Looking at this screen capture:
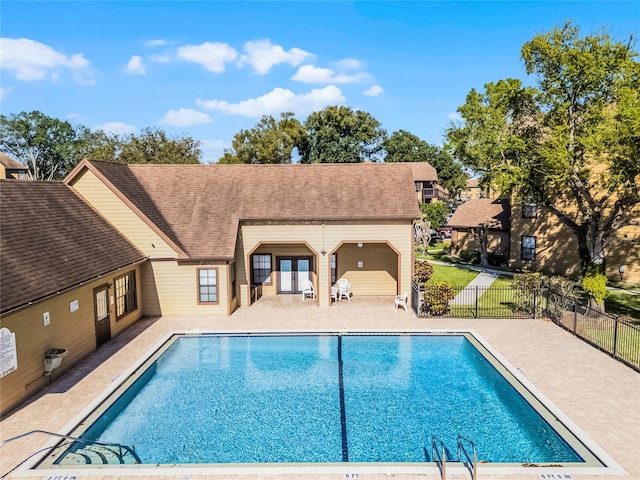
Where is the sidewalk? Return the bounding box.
[450,271,500,304]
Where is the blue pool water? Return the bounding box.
[58,334,585,465]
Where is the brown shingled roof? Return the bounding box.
[0,152,27,170]
[408,162,438,181]
[448,198,510,230]
[1,181,146,314]
[71,161,420,260]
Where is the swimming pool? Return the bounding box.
[40,332,604,468]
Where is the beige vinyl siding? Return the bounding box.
[69,169,178,258]
[0,266,142,415]
[335,243,398,296]
[250,244,317,297]
[240,222,413,306]
[142,261,229,316]
[606,225,640,285]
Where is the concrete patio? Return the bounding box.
[1,297,638,480]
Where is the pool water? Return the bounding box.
[55,334,586,465]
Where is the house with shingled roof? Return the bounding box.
[64,160,420,315]
[448,198,511,263]
[0,152,28,180]
[0,180,146,414]
[408,162,448,203]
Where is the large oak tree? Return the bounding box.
[447,23,639,290]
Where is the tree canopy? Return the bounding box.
[300,105,386,163]
[117,128,201,164]
[219,113,305,164]
[384,130,466,196]
[447,22,640,281]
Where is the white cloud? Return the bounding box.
[363,85,384,97]
[196,85,345,117]
[145,39,167,47]
[0,86,12,100]
[238,39,314,74]
[149,54,170,63]
[292,65,367,84]
[65,112,84,121]
[160,108,212,127]
[95,122,137,135]
[126,55,146,74]
[0,37,92,83]
[332,58,364,70]
[448,112,462,121]
[177,42,237,73]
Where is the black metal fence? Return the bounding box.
[415,284,640,372]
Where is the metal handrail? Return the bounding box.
[431,436,447,480]
[0,429,141,464]
[457,434,477,480]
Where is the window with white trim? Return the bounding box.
[198,268,218,303]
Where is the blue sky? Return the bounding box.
[1,1,638,163]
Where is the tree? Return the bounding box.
[0,111,79,179]
[117,128,201,164]
[384,130,466,195]
[420,201,449,229]
[300,105,386,163]
[447,23,640,304]
[219,112,305,164]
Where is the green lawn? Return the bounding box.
[605,291,640,321]
[428,263,478,287]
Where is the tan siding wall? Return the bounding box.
[240,222,413,306]
[336,243,398,296]
[452,229,509,256]
[509,201,640,284]
[0,266,142,415]
[142,261,229,316]
[69,169,177,258]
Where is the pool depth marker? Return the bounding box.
[338,335,349,462]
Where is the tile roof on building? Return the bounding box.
[0,152,27,170]
[69,161,421,260]
[448,198,510,230]
[466,178,479,188]
[408,162,438,181]
[0,181,146,314]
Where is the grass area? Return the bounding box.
[604,291,640,321]
[428,263,478,287]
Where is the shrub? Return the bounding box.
[513,273,545,316]
[545,275,579,320]
[582,265,608,305]
[423,281,455,316]
[459,249,480,264]
[414,260,434,284]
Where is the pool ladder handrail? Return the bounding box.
[431,436,447,480]
[0,429,141,465]
[457,434,478,480]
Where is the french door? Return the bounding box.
[277,257,312,294]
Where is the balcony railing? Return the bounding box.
[422,187,448,202]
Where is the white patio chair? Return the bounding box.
[337,278,351,302]
[302,280,315,301]
[331,286,339,303]
[395,292,408,312]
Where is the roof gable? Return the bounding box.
[448,198,511,230]
[71,162,420,259]
[1,181,145,314]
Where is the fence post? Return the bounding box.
[612,317,619,359]
[545,288,550,319]
[573,303,577,333]
[475,285,478,318]
[533,289,537,319]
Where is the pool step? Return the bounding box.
[58,444,140,465]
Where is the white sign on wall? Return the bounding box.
[0,327,18,378]
[43,311,50,326]
[70,300,79,312]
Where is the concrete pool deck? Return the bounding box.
[1,296,639,480]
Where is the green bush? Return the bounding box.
[546,275,579,320]
[513,273,545,316]
[423,281,455,315]
[459,249,480,264]
[414,260,434,284]
[582,265,608,304]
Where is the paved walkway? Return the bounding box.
[1,297,638,480]
[450,271,500,304]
